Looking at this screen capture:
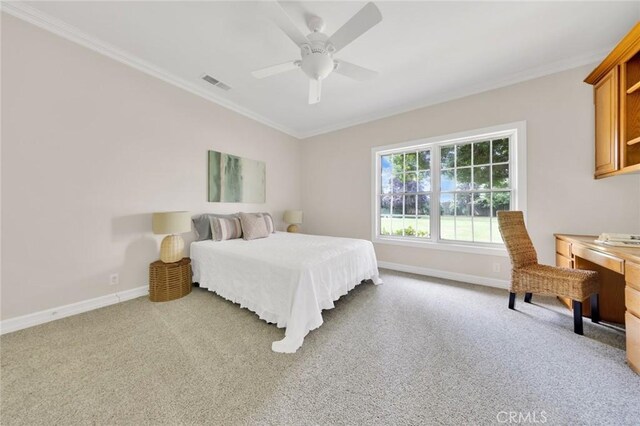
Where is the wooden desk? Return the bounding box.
[555,234,640,374]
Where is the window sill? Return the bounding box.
[373,236,509,257]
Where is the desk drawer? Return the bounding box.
[627,286,640,318]
[627,262,640,291]
[556,254,572,269]
[572,245,624,274]
[627,312,640,374]
[556,239,572,258]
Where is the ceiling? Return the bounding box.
[7,1,640,138]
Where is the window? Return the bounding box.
[380,149,432,238]
[372,122,526,254]
[439,138,510,243]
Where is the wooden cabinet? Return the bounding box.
[627,262,640,373]
[626,312,640,374]
[585,22,640,178]
[621,48,640,167]
[593,68,618,176]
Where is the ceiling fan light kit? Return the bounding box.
[252,2,383,104]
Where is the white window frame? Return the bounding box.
[371,121,527,256]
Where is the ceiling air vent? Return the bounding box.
[201,74,231,91]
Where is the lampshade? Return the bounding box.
[152,211,191,235]
[283,210,303,225]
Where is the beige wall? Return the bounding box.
[301,65,640,282]
[1,14,302,320]
[3,13,640,322]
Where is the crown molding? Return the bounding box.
[0,1,303,139]
[298,48,610,139]
[0,1,614,141]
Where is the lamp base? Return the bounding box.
[160,234,184,263]
[287,224,300,233]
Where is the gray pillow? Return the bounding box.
[192,213,238,241]
[239,213,270,241]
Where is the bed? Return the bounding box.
[190,232,382,353]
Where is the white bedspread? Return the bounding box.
[190,232,382,353]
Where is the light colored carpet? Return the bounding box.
[1,269,638,425]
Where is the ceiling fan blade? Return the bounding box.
[327,2,382,54]
[271,2,310,47]
[334,60,378,81]
[252,61,299,79]
[309,79,322,104]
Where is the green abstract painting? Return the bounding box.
[208,151,266,203]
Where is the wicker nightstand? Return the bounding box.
[148,258,192,302]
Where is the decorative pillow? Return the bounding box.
[239,212,270,241]
[192,213,238,241]
[209,216,243,241]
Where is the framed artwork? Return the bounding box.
[208,150,266,203]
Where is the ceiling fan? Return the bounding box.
[253,2,383,104]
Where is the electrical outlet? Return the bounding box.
[109,273,119,286]
[492,263,501,273]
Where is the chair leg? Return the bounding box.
[572,300,583,335]
[524,292,533,303]
[508,292,516,310]
[590,294,600,324]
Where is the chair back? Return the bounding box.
[497,211,538,269]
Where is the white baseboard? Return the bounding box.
[0,265,505,335]
[0,286,148,335]
[378,261,509,290]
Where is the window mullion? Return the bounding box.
[489,139,493,242]
[432,145,440,242]
[375,154,380,238]
[453,145,457,241]
[470,146,474,243]
[510,135,516,210]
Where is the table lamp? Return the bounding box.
[152,211,191,263]
[284,210,303,233]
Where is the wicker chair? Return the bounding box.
[497,211,600,335]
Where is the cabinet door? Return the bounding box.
[594,67,619,176]
[626,312,640,374]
